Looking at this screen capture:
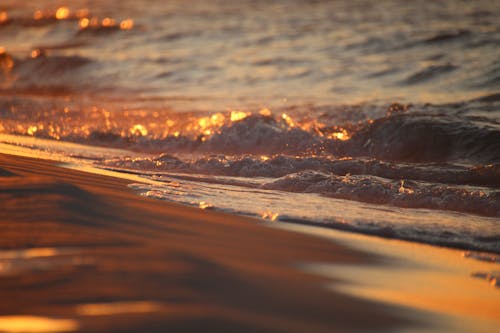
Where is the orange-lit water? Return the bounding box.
[0,1,499,251]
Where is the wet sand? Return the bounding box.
[0,152,498,332]
[0,152,419,332]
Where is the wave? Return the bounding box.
[0,51,93,94]
[103,154,499,217]
[120,112,499,165]
[103,154,500,188]
[127,175,500,252]
[471,92,500,103]
[156,30,202,42]
[423,29,471,44]
[261,171,499,217]
[277,215,500,254]
[1,94,499,165]
[402,64,458,85]
[252,57,308,66]
[16,54,92,73]
[204,114,321,154]
[342,113,500,164]
[467,61,500,89]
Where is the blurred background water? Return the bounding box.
[1,0,499,107]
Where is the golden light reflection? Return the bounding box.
[119,19,134,30]
[0,316,77,333]
[0,11,8,23]
[55,7,70,20]
[230,110,249,122]
[33,10,44,20]
[199,201,213,209]
[290,224,500,332]
[79,15,127,31]
[0,48,14,74]
[77,301,163,316]
[1,105,356,146]
[281,113,295,127]
[27,125,38,136]
[327,128,350,141]
[130,124,148,136]
[261,211,279,221]
[0,247,58,260]
[30,49,43,59]
[79,17,90,29]
[259,108,272,116]
[102,17,116,27]
[398,180,414,194]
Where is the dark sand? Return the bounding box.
[0,153,421,332]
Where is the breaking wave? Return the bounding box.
[343,113,500,164]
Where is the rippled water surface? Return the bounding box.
[0,0,499,252]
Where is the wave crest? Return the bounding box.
[261,171,499,217]
[344,113,500,164]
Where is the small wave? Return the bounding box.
[128,175,500,253]
[423,29,471,44]
[402,64,458,85]
[33,41,88,51]
[344,36,392,54]
[156,30,202,41]
[344,113,500,164]
[252,57,307,66]
[102,153,500,217]
[18,54,91,72]
[365,67,400,78]
[466,61,500,89]
[1,53,93,94]
[203,114,320,154]
[471,93,500,103]
[98,113,324,155]
[261,171,499,217]
[103,154,500,188]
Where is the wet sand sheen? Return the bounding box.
[274,223,500,333]
[0,152,498,332]
[0,152,417,332]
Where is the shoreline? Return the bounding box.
[0,150,499,332]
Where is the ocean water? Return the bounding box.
[0,0,499,253]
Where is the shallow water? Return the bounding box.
[0,1,499,252]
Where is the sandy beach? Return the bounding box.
[0,152,421,333]
[0,144,500,332]
[0,148,499,333]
